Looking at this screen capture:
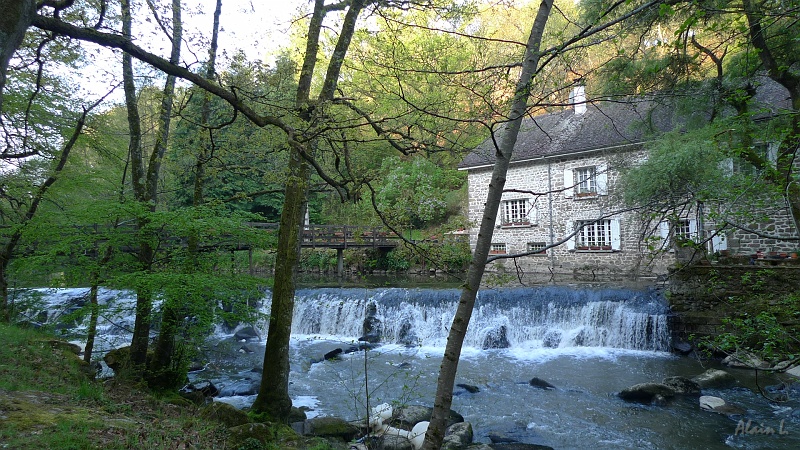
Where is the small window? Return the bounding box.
[527,241,547,255]
[575,167,597,194]
[674,220,692,241]
[576,220,612,250]
[502,199,533,226]
[490,243,507,254]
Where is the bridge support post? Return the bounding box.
[337,248,344,277]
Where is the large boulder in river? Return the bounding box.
[482,326,511,349]
[233,326,260,341]
[393,405,463,430]
[692,369,737,389]
[528,377,556,390]
[360,302,383,344]
[618,383,675,405]
[662,376,701,396]
[443,421,474,449]
[396,319,418,346]
[541,330,562,348]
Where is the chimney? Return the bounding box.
[569,85,586,115]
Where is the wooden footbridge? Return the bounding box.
[247,223,398,250]
[247,223,399,275]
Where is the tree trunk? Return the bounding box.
[122,0,151,373]
[148,0,188,384]
[0,0,35,114]
[251,0,365,422]
[421,1,553,448]
[250,148,308,420]
[84,283,100,363]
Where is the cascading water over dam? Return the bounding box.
[272,285,671,352]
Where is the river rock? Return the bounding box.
[692,369,737,389]
[456,383,480,394]
[444,421,474,448]
[200,401,250,427]
[324,348,343,360]
[482,326,511,349]
[218,379,259,397]
[393,405,463,430]
[787,365,800,378]
[382,434,414,450]
[103,346,130,374]
[360,302,383,344]
[672,339,693,355]
[723,351,769,369]
[397,319,418,346]
[238,344,255,354]
[528,377,556,390]
[618,383,675,404]
[541,329,562,348]
[662,376,701,395]
[306,417,360,441]
[233,326,260,341]
[699,395,746,416]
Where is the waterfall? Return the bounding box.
[270,286,671,352]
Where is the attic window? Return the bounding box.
[576,167,597,194]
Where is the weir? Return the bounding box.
[273,285,671,352]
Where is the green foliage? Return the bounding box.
[696,284,800,361]
[375,156,465,229]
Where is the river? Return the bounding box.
[24,285,800,449]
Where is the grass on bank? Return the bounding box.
[0,323,340,450]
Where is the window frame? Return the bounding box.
[526,241,547,255]
[490,243,508,255]
[501,198,534,227]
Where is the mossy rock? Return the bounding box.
[227,423,272,449]
[103,346,131,374]
[200,401,251,427]
[288,406,307,423]
[306,417,360,441]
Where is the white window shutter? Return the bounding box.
[528,200,537,225]
[563,168,574,198]
[566,220,575,250]
[597,164,608,195]
[767,142,779,167]
[688,219,698,241]
[495,202,504,228]
[658,221,670,250]
[711,232,727,251]
[610,219,621,250]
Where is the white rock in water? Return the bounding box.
[370,403,393,427]
[700,395,726,411]
[410,421,429,450]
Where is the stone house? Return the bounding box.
[458,84,798,279]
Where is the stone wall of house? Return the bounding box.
[466,148,673,279]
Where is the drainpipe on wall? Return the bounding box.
[548,161,556,266]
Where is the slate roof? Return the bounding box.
[459,79,793,170]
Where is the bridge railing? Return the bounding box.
[246,223,397,249]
